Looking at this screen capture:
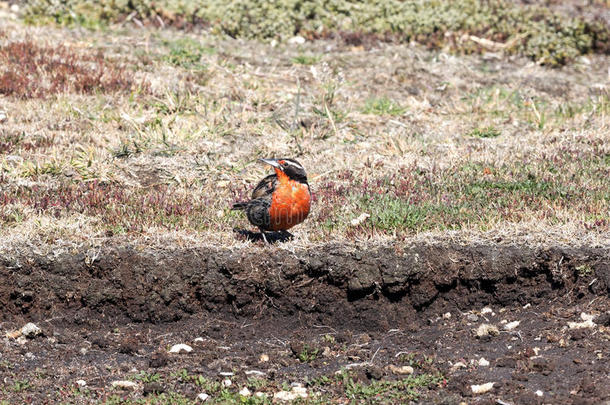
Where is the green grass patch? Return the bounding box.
[468,126,501,138]
[162,38,215,70]
[292,54,321,65]
[362,97,405,116]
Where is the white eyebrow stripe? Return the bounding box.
[283,160,303,169]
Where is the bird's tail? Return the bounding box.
[231,202,248,210]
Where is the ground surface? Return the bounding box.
[0,1,609,404]
[1,242,609,404]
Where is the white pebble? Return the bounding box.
[76,380,87,387]
[535,390,543,397]
[471,382,494,394]
[478,357,490,367]
[389,365,414,375]
[222,379,232,387]
[245,370,265,377]
[443,312,451,319]
[0,111,7,123]
[476,323,499,337]
[219,371,234,377]
[288,36,306,45]
[21,323,41,338]
[168,344,193,353]
[481,307,493,315]
[504,321,520,330]
[197,393,209,401]
[112,380,138,389]
[239,387,251,396]
[259,354,270,362]
[194,337,204,342]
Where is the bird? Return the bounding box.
[232,158,311,242]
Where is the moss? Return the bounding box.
[22,0,609,65]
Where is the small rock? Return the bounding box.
[197,393,209,402]
[21,323,42,338]
[79,347,88,355]
[568,319,595,329]
[480,307,493,315]
[112,380,138,390]
[580,312,595,322]
[466,313,479,322]
[0,111,7,123]
[535,390,543,397]
[10,4,19,13]
[443,312,451,319]
[255,392,266,398]
[245,370,265,377]
[504,321,520,330]
[322,346,332,357]
[143,382,164,395]
[25,352,35,360]
[476,323,499,338]
[16,336,27,345]
[471,382,494,394]
[194,337,205,343]
[219,371,234,377]
[239,387,251,397]
[259,354,270,362]
[451,361,467,371]
[274,385,308,401]
[76,380,87,387]
[168,343,193,353]
[287,36,306,45]
[222,379,232,387]
[388,365,414,375]
[478,358,490,367]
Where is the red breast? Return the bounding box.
[268,169,311,231]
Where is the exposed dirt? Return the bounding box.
[1,242,609,403]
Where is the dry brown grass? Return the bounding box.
[0,18,608,251]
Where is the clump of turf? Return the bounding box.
[21,0,609,66]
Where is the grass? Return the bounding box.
[0,40,144,99]
[0,13,607,250]
[468,126,501,138]
[21,0,610,66]
[292,54,321,65]
[362,97,405,116]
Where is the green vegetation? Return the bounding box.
[22,0,610,66]
[297,344,319,363]
[292,54,321,65]
[468,126,501,138]
[363,97,405,116]
[162,38,214,70]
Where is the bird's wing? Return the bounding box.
[251,174,277,200]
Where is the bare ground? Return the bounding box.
[1,241,609,403]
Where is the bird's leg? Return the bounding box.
[259,229,269,244]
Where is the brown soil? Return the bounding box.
[1,242,609,403]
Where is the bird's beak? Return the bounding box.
[259,158,281,168]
